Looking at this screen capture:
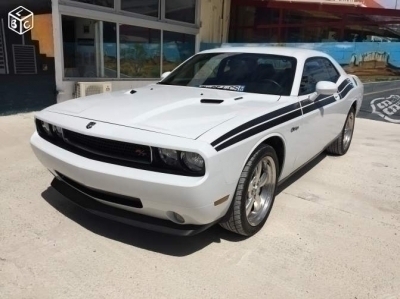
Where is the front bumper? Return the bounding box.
[31,131,234,230]
[51,177,217,236]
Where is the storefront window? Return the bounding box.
[163,31,195,72]
[61,1,199,79]
[165,0,196,24]
[121,0,159,18]
[62,16,117,78]
[119,25,161,78]
[69,0,114,8]
[229,3,400,43]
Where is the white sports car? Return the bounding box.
[31,47,364,237]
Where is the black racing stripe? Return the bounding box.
[215,109,302,152]
[300,98,313,106]
[338,79,349,92]
[301,94,334,114]
[212,78,353,150]
[301,95,323,107]
[210,102,301,147]
[315,94,327,101]
[339,84,353,99]
[338,78,354,99]
[302,96,335,115]
[301,93,335,108]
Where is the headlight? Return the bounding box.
[158,148,205,174]
[36,119,63,140]
[40,120,52,136]
[52,125,63,138]
[158,148,179,167]
[181,152,205,172]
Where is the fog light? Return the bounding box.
[172,212,185,224]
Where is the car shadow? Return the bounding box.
[276,152,327,195]
[41,187,246,257]
[41,153,327,257]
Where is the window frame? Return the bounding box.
[298,56,340,96]
[59,0,116,12]
[58,0,199,81]
[163,0,198,26]
[60,0,200,27]
[118,0,161,22]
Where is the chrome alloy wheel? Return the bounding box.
[343,111,355,150]
[246,156,277,227]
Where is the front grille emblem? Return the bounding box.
[135,149,147,157]
[86,122,96,129]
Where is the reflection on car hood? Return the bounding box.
[45,84,281,139]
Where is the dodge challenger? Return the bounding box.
[30,47,364,237]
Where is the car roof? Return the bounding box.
[199,46,329,60]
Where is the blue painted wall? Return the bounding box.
[200,42,400,70]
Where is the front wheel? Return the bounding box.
[326,107,355,156]
[220,144,279,236]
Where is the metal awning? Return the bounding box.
[232,0,400,19]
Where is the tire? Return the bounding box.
[220,144,279,237]
[326,107,356,156]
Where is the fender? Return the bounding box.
[239,132,287,181]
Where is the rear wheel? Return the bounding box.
[220,144,279,236]
[326,107,355,156]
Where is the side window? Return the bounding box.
[322,58,340,83]
[299,57,340,96]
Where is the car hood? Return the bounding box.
[46,84,280,139]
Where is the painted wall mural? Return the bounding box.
[201,42,400,80]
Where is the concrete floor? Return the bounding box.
[1,113,399,299]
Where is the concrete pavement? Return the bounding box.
[0,112,399,299]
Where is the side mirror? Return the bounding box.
[316,81,337,95]
[160,71,171,81]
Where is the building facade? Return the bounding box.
[0,0,399,114]
[0,0,230,113]
[54,0,231,102]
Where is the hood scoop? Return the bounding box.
[200,99,224,104]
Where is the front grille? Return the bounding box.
[35,118,205,177]
[63,129,152,164]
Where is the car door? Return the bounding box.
[293,57,342,170]
[320,58,353,140]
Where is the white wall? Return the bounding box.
[199,0,231,43]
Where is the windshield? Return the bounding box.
[159,52,297,96]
